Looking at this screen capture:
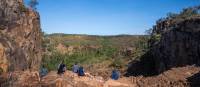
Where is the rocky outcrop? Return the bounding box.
[0,0,42,72]
[133,66,200,87]
[151,16,200,74]
[4,66,199,87]
[127,15,200,76]
[40,71,134,87]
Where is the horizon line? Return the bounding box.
[44,33,148,36]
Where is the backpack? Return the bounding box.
[78,67,85,76]
[111,70,119,80]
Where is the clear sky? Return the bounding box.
[25,0,200,35]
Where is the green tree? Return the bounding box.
[28,0,39,10]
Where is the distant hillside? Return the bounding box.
[44,34,148,48]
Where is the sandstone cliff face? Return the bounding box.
[127,16,200,76]
[151,16,200,74]
[0,0,42,72]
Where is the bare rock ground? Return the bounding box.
[1,65,200,87]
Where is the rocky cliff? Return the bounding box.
[150,16,200,74]
[0,0,42,72]
[127,8,200,76]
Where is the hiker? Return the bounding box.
[57,61,66,75]
[72,62,79,73]
[78,66,85,76]
[39,65,48,77]
[111,69,120,80]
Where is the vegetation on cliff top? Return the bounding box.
[149,6,200,45]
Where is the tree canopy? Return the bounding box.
[28,0,39,10]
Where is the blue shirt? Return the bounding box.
[72,64,79,73]
[40,68,48,77]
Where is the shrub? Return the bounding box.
[110,58,125,68]
[151,34,161,42]
[19,4,27,12]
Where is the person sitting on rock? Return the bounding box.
[57,60,66,75]
[78,66,85,76]
[111,69,120,80]
[39,65,48,77]
[72,62,79,73]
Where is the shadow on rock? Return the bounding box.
[125,51,157,77]
[187,71,200,87]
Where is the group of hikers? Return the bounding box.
[40,61,120,80]
[57,61,85,76]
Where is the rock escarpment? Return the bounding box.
[151,16,200,74]
[0,0,42,72]
[127,10,200,76]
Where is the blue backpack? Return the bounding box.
[111,70,119,80]
[78,67,85,76]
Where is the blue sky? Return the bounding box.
[25,0,200,35]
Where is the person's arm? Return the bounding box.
[64,65,67,71]
[57,64,60,69]
[118,71,120,77]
